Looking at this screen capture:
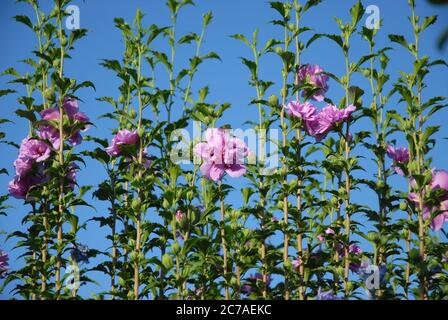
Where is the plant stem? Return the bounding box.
[281,17,290,301]
[219,181,229,300]
[133,46,144,300]
[343,51,351,298]
[294,4,305,300]
[55,12,66,299]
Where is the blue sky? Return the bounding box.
[0,0,447,299]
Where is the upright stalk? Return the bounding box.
[219,181,229,300]
[343,50,352,298]
[293,2,305,300]
[133,47,144,300]
[280,21,290,300]
[55,12,66,299]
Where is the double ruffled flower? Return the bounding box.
[286,101,356,141]
[106,129,139,157]
[194,128,249,182]
[37,97,90,149]
[386,145,410,175]
[408,169,448,231]
[297,64,329,102]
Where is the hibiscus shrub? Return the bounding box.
[0,0,447,300]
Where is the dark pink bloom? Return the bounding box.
[0,250,8,278]
[13,156,33,176]
[297,64,329,102]
[292,258,301,271]
[39,98,89,147]
[408,169,448,231]
[19,138,51,162]
[349,244,362,255]
[285,101,317,121]
[386,145,409,175]
[69,132,83,146]
[63,97,80,118]
[40,97,82,121]
[8,176,30,199]
[243,273,271,294]
[36,125,61,149]
[40,107,60,121]
[175,210,184,222]
[194,128,248,182]
[386,145,410,163]
[430,169,448,191]
[304,104,356,141]
[325,228,335,235]
[106,129,139,156]
[66,163,79,189]
[317,234,325,242]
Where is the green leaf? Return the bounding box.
[178,32,198,45]
[230,34,251,47]
[15,109,36,123]
[388,34,412,52]
[202,51,221,62]
[69,28,88,46]
[14,15,33,30]
[270,2,288,19]
[352,54,376,72]
[420,15,437,33]
[240,58,257,80]
[303,0,323,12]
[0,89,16,97]
[307,33,343,49]
[349,1,364,27]
[74,80,96,92]
[100,59,122,73]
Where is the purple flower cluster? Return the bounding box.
[37,97,90,149]
[297,64,329,102]
[286,101,356,141]
[8,137,51,199]
[8,98,88,199]
[0,250,8,278]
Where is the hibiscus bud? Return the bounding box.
[268,94,279,107]
[129,108,137,119]
[379,54,388,65]
[118,95,125,104]
[44,88,55,101]
[172,241,181,254]
[376,180,385,190]
[399,201,408,211]
[60,35,67,47]
[130,251,139,263]
[362,68,370,77]
[53,59,60,68]
[162,253,174,270]
[131,198,141,210]
[137,127,145,138]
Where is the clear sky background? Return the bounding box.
[0,0,447,299]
